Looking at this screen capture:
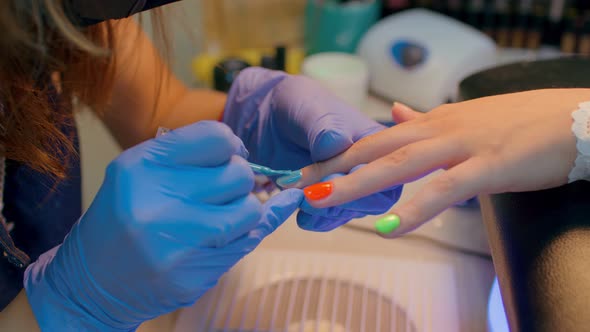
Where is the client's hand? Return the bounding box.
[296,89,589,237]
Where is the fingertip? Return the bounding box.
[391,102,421,123]
[232,155,257,190]
[302,175,354,209]
[375,214,401,235]
[260,189,304,233]
[283,188,305,205]
[200,121,244,158]
[291,158,345,190]
[266,188,304,212]
[212,195,263,248]
[350,164,367,173]
[299,165,320,187]
[279,165,322,189]
[392,102,412,113]
[376,202,432,239]
[311,129,353,162]
[374,206,425,239]
[296,210,317,231]
[303,182,333,202]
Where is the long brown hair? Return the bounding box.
[0,1,133,180]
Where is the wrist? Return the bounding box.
[24,242,136,332]
[160,89,227,132]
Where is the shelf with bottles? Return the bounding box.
[381,0,590,56]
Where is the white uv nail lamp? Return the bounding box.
[357,8,498,112]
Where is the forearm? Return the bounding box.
[102,19,227,149]
[157,88,226,132]
[104,84,226,149]
[0,290,40,332]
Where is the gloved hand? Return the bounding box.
[223,67,403,231]
[24,121,304,331]
[297,165,402,231]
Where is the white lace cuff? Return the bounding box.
[569,102,590,182]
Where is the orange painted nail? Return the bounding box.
[304,182,333,201]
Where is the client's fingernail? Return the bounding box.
[276,170,303,188]
[304,182,333,201]
[375,215,401,234]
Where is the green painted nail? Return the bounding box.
[375,215,401,234]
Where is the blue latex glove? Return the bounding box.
[223,67,403,231]
[24,121,304,331]
[297,165,402,232]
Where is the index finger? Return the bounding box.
[302,137,465,208]
[293,120,433,188]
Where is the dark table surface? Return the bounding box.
[459,57,590,332]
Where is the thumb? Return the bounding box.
[254,189,304,238]
[310,128,354,162]
[391,102,423,123]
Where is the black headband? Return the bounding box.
[64,0,181,26]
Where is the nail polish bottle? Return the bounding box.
[496,0,511,47]
[438,0,450,16]
[577,13,590,55]
[381,0,411,18]
[560,8,578,54]
[447,0,463,21]
[511,5,530,49]
[430,0,446,15]
[466,0,484,28]
[545,0,567,47]
[275,46,286,71]
[481,1,496,39]
[525,4,546,50]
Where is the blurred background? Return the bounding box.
[80,0,590,209]
[174,0,590,86]
[77,2,589,331]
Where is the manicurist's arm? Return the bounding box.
[0,290,39,332]
[102,18,227,149]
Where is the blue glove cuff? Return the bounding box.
[24,236,138,332]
